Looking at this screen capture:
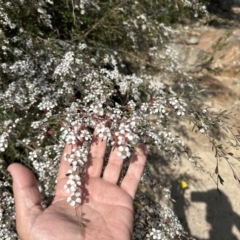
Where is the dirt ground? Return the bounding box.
[173,134,240,240]
[167,74,240,240]
[142,72,240,239]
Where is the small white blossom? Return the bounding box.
[90,103,104,116]
[117,145,131,159]
[79,129,91,141]
[65,133,77,145]
[96,124,111,141]
[64,179,78,193]
[67,191,81,207]
[150,228,162,239]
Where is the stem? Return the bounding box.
[84,1,125,37]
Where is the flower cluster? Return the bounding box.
[133,191,185,239]
[0,132,8,152]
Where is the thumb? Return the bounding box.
[8,163,43,234]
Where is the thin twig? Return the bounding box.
[84,1,125,37]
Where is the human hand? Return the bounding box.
[8,130,147,240]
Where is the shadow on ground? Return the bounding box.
[171,186,240,240]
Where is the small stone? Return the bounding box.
[193,21,201,27]
[185,36,199,45]
[232,7,240,14]
[201,68,208,75]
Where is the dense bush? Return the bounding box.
[1,0,239,239]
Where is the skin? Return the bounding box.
[8,131,147,240]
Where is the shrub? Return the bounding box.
[0,0,238,239]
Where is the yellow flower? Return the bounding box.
[181,180,188,189]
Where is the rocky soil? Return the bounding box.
[149,3,240,239]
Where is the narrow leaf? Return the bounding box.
[218,175,224,185]
[233,173,237,180]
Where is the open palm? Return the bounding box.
[8,132,147,240]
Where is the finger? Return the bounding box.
[57,144,73,182]
[57,125,86,183]
[120,144,147,199]
[7,163,43,236]
[85,130,107,177]
[55,144,74,198]
[103,146,124,184]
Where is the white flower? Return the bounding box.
[78,43,87,50]
[74,148,87,165]
[150,228,161,239]
[96,124,111,140]
[119,123,130,134]
[96,123,105,133]
[64,179,77,193]
[126,132,139,144]
[117,145,131,159]
[117,135,125,145]
[65,133,77,145]
[90,103,104,116]
[31,121,41,129]
[141,103,148,112]
[129,118,137,128]
[126,132,134,141]
[127,100,136,110]
[29,151,38,160]
[37,97,57,111]
[67,191,81,207]
[63,152,71,161]
[79,129,91,141]
[119,80,129,95]
[53,51,74,77]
